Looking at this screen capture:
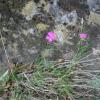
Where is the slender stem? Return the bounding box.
[0,31,12,73]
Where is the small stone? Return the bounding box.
[92,48,100,55]
[22,29,28,36]
[28,28,35,34]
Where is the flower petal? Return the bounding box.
[79,33,89,39]
[48,32,56,40]
[46,36,53,42]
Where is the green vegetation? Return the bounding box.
[0,43,92,100]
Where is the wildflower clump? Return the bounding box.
[46,32,56,43]
[78,33,92,52]
[79,33,89,46]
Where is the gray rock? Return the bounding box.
[0,97,4,100]
[87,0,100,13]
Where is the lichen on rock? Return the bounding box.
[36,23,49,32]
[21,0,38,20]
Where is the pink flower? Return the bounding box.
[79,33,89,39]
[46,32,56,43]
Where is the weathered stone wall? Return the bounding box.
[0,0,100,75]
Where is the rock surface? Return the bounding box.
[0,0,88,66]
